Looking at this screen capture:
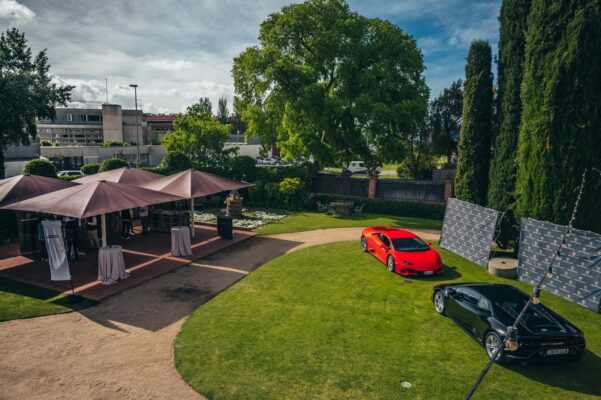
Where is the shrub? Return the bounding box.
[230,155,258,181]
[58,175,81,181]
[264,182,280,203]
[312,194,445,220]
[81,163,100,175]
[161,151,191,174]
[99,157,128,172]
[40,139,53,146]
[101,140,128,147]
[141,166,165,175]
[248,181,266,204]
[278,177,309,210]
[22,159,56,178]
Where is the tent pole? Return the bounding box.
[101,214,107,247]
[190,197,195,238]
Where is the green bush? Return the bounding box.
[58,175,81,181]
[101,140,128,147]
[255,162,319,186]
[230,155,258,181]
[22,159,56,178]
[264,182,279,203]
[312,194,445,220]
[99,157,128,172]
[80,163,100,175]
[40,139,53,146]
[161,151,191,174]
[248,181,266,204]
[278,177,309,210]
[141,166,166,175]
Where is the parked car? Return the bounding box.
[342,160,369,175]
[360,227,444,276]
[432,283,586,363]
[57,170,83,178]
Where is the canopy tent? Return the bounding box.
[2,180,183,246]
[141,169,253,237]
[0,174,78,207]
[73,167,164,186]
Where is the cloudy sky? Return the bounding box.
[1,0,501,113]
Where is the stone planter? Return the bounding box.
[226,198,243,217]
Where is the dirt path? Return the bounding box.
[0,227,439,400]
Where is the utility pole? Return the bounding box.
[129,84,140,167]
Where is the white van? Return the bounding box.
[342,161,368,175]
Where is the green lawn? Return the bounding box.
[0,277,96,322]
[175,242,601,400]
[255,211,442,235]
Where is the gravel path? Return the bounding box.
[0,227,440,400]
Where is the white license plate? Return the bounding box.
[422,271,434,275]
[546,348,569,356]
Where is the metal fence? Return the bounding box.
[312,174,445,203]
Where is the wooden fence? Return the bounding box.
[312,174,446,203]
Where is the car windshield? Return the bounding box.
[497,300,564,333]
[392,237,429,252]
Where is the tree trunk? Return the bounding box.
[0,148,5,179]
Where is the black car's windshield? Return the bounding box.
[497,300,565,333]
[392,237,429,252]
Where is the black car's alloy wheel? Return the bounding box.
[360,236,367,252]
[387,256,395,273]
[485,332,506,363]
[433,290,446,314]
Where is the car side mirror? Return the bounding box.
[426,241,432,246]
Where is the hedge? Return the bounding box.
[22,159,56,178]
[99,157,128,172]
[81,163,100,175]
[311,194,446,220]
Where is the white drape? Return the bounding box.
[42,220,71,281]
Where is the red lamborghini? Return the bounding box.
[360,227,444,276]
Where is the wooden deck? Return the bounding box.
[0,225,255,301]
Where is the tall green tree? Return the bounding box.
[454,40,494,205]
[162,100,237,170]
[217,96,229,124]
[232,0,428,171]
[430,80,463,163]
[0,28,72,178]
[516,0,601,232]
[487,0,532,249]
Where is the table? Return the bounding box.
[171,226,193,257]
[98,245,129,285]
[329,201,352,217]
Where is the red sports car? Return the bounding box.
[360,227,444,276]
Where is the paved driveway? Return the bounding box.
[0,228,439,400]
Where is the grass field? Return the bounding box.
[0,277,96,322]
[255,211,442,235]
[175,241,601,400]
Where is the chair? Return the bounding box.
[353,203,365,214]
[316,201,329,213]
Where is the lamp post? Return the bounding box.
[129,84,140,167]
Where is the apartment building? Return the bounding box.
[36,104,146,146]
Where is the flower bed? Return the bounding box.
[194,210,287,230]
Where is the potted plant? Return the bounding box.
[225,191,243,217]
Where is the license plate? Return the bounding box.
[422,271,434,275]
[546,348,569,356]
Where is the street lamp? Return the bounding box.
[129,84,140,167]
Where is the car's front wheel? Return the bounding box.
[360,236,368,252]
[433,290,446,315]
[484,332,506,363]
[387,256,395,273]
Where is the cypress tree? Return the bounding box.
[516,0,601,232]
[487,0,532,249]
[454,41,494,206]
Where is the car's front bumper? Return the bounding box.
[398,266,444,277]
[504,337,586,362]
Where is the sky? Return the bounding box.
[1,0,501,114]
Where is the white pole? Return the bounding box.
[190,197,195,238]
[101,214,107,247]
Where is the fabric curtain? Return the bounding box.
[42,220,71,281]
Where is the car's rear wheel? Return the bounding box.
[433,290,446,314]
[360,236,367,252]
[485,332,506,363]
[387,256,395,273]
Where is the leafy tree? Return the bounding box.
[230,155,258,181]
[23,159,56,178]
[516,0,601,232]
[397,124,436,180]
[161,151,191,174]
[99,157,127,172]
[487,0,532,249]
[233,0,428,171]
[217,96,229,124]
[162,100,237,170]
[187,97,213,120]
[0,28,72,178]
[454,40,494,206]
[430,80,463,163]
[81,163,100,175]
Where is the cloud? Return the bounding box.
[0,0,35,23]
[146,59,195,71]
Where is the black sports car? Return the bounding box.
[432,283,586,363]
